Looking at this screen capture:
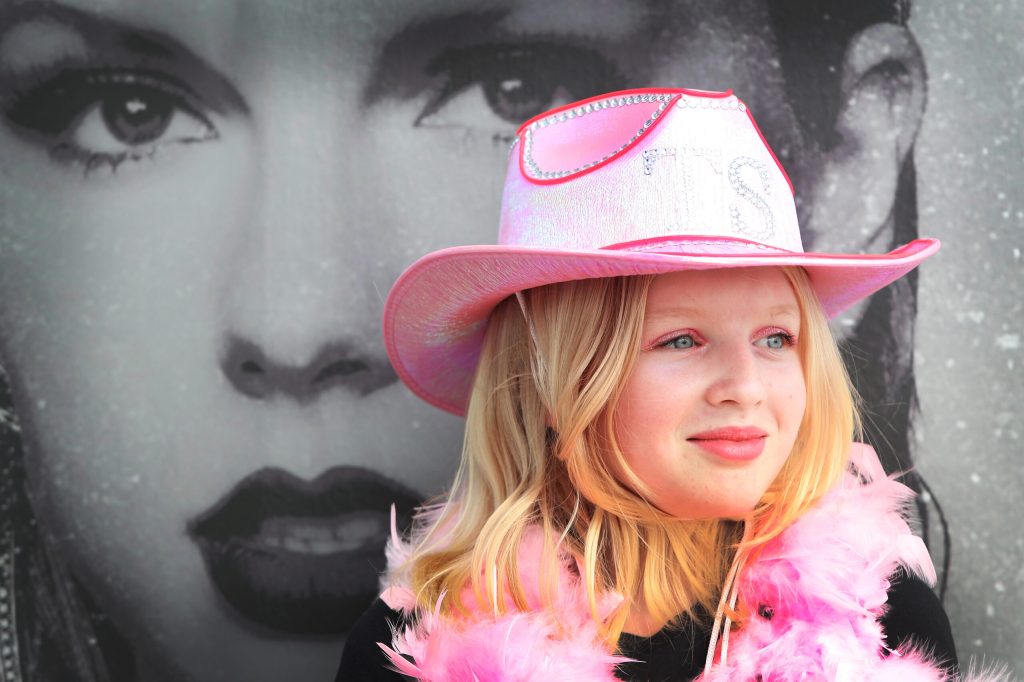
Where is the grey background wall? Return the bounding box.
[910,1,1023,673]
[0,1,1020,680]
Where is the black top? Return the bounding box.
[336,573,957,681]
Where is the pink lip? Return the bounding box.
[688,426,768,461]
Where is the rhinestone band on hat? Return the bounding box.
[0,531,19,682]
[728,155,775,240]
[521,93,674,181]
[675,93,746,111]
[642,147,676,175]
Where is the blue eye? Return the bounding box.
[664,335,695,349]
[759,333,793,349]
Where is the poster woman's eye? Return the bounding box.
[416,42,626,141]
[3,69,216,170]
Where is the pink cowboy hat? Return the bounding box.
[384,87,939,416]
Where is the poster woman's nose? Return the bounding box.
[214,201,401,403]
[220,334,397,402]
[209,46,409,406]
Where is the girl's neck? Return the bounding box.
[622,610,666,637]
[621,595,683,637]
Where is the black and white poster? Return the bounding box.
[0,1,1019,679]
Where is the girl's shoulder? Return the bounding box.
[369,520,629,681]
[885,570,958,662]
[336,599,410,682]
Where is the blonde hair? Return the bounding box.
[393,266,859,648]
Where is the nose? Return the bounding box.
[704,345,767,408]
[215,52,402,405]
[220,334,396,403]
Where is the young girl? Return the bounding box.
[338,88,995,681]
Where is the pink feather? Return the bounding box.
[380,526,628,681]
[378,445,1012,682]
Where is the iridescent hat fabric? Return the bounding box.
[383,87,939,416]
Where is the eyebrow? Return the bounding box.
[363,1,658,110]
[0,1,248,115]
[645,303,800,322]
[363,9,509,108]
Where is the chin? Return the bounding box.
[666,502,758,521]
[700,495,764,521]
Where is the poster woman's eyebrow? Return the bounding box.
[363,9,508,108]
[0,1,248,116]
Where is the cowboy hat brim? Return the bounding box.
[383,235,940,416]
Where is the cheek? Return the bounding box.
[613,376,680,459]
[788,375,808,429]
[771,362,806,433]
[0,138,252,316]
[367,109,507,252]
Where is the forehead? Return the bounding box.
[645,267,800,318]
[0,0,776,72]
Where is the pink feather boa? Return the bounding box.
[377,444,1011,682]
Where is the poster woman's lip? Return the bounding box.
[187,466,421,635]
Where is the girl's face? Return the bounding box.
[615,268,806,520]
[0,0,797,679]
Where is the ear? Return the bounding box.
[800,23,926,253]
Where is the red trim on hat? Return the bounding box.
[602,234,798,254]
[518,93,682,186]
[610,236,934,261]
[743,105,794,195]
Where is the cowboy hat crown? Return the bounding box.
[383,87,938,415]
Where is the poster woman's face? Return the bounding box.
[0,0,813,679]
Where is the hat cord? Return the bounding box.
[703,520,750,673]
[514,291,550,386]
[513,291,542,351]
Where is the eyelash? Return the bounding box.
[2,61,215,172]
[2,39,624,167]
[758,331,796,349]
[653,329,797,351]
[417,40,626,142]
[655,331,705,350]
